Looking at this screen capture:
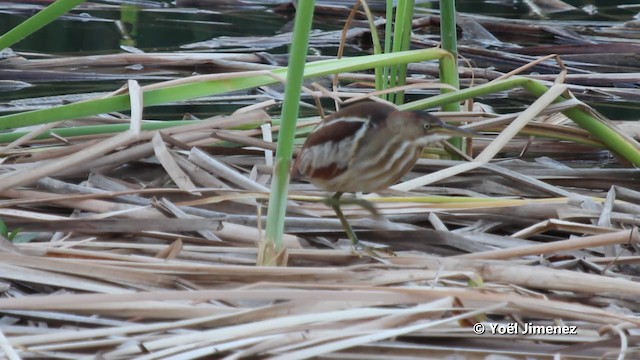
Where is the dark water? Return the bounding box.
[1,0,639,120]
[3,1,637,53]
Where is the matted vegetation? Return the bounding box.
[1,0,640,359]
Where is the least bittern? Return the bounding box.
[292,101,474,255]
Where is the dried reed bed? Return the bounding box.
[2,1,640,358]
[0,90,640,359]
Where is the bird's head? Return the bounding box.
[388,110,477,146]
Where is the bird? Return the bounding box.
[292,101,475,255]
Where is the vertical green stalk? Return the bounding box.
[264,1,316,254]
[380,0,415,104]
[439,0,462,150]
[393,0,415,105]
[0,0,86,50]
[382,0,394,101]
[387,0,407,104]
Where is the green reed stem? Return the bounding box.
[439,0,462,150]
[264,0,315,254]
[0,0,86,51]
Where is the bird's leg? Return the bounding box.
[325,192,390,258]
[328,192,359,247]
[334,196,380,219]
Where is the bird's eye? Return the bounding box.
[423,123,431,130]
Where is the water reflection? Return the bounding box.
[0,0,639,119]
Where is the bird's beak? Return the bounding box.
[415,122,479,147]
[435,122,478,137]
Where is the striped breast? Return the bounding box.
[294,101,421,193]
[327,128,423,192]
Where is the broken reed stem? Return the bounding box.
[454,229,638,260]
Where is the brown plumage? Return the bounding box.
[291,101,474,255]
[293,101,467,193]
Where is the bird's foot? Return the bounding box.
[326,192,394,259]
